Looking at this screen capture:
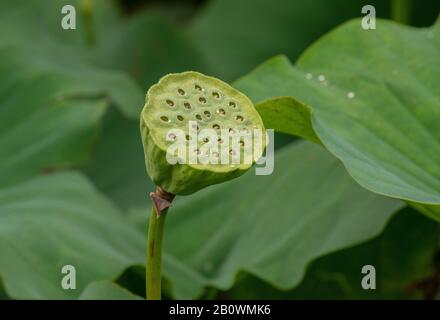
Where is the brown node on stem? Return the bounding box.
[149,187,175,217]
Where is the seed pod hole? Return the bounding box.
[185,134,191,140]
[195,114,202,121]
[218,138,224,144]
[160,116,170,122]
[235,115,244,122]
[166,99,174,107]
[212,91,220,99]
[217,108,226,116]
[204,111,211,118]
[229,128,236,134]
[168,133,176,141]
[240,141,245,147]
[229,101,236,108]
[177,115,184,121]
[203,137,209,143]
[184,102,191,109]
[178,88,185,95]
[199,97,207,104]
[229,149,236,155]
[195,84,203,91]
[212,124,220,130]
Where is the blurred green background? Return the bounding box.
[0,0,439,300]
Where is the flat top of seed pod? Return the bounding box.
[141,71,265,172]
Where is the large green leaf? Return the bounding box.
[225,207,440,299]
[84,107,155,209]
[0,61,107,188]
[0,172,144,299]
[235,18,440,218]
[189,0,391,81]
[0,1,145,187]
[130,141,403,298]
[0,0,142,118]
[79,281,142,300]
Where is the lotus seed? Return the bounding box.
[177,115,184,121]
[160,116,170,122]
[166,99,174,107]
[217,108,226,115]
[236,115,244,122]
[178,88,185,95]
[184,102,191,109]
[229,101,236,108]
[195,114,202,120]
[212,92,220,99]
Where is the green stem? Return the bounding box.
[391,0,412,25]
[146,206,167,300]
[79,0,96,46]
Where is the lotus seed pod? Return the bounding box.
[140,71,266,195]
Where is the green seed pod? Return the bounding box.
[140,71,265,195]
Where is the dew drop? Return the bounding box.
[347,91,355,99]
[305,73,313,80]
[318,74,326,82]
